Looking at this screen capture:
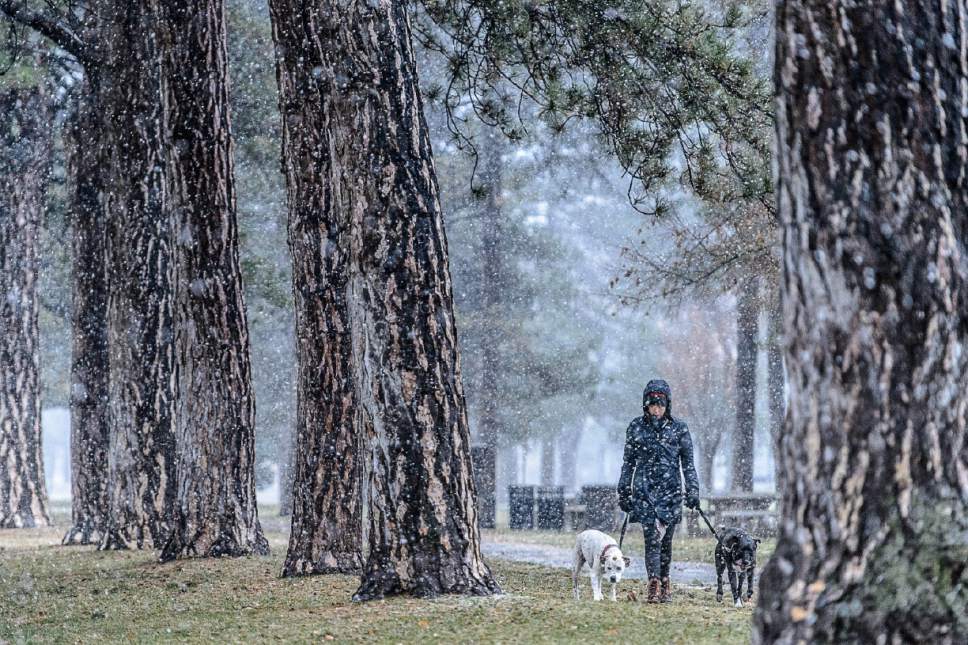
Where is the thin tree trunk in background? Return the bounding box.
[766,290,784,491]
[519,443,530,485]
[475,128,505,526]
[98,1,178,550]
[267,0,365,576]
[540,435,555,486]
[696,425,724,492]
[274,0,499,600]
[755,0,968,640]
[0,84,51,529]
[731,276,758,492]
[558,426,581,494]
[277,425,294,517]
[496,445,517,508]
[63,87,111,545]
[157,0,267,561]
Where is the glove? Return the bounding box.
[685,494,700,510]
[619,496,630,513]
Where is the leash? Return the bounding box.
[694,504,722,544]
[617,490,658,549]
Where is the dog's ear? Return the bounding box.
[623,556,631,568]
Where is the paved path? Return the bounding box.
[481,541,716,585]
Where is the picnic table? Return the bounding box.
[561,485,620,532]
[564,499,586,531]
[687,493,778,537]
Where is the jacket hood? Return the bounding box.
[643,379,673,417]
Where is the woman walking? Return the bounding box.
[617,379,701,603]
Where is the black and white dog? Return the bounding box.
[715,527,760,607]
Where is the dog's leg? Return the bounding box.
[572,548,584,600]
[715,550,724,603]
[727,568,741,607]
[610,582,617,602]
[591,570,603,601]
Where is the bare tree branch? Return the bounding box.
[0,0,90,63]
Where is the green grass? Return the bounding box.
[482,527,776,563]
[1,519,755,644]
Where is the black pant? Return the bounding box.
[642,519,678,579]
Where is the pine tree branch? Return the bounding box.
[0,1,91,64]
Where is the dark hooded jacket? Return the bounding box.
[617,379,700,525]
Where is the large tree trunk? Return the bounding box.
[754,1,968,641]
[267,0,500,599]
[97,2,178,550]
[475,128,505,527]
[267,0,365,575]
[157,0,267,561]
[731,275,759,492]
[63,86,111,545]
[0,85,51,529]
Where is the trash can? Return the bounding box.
[536,486,565,531]
[508,485,535,530]
[581,485,619,531]
[470,445,496,529]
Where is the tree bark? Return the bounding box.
[731,275,759,492]
[0,1,179,546]
[63,86,111,545]
[754,1,968,641]
[0,84,51,529]
[156,0,267,561]
[96,2,178,551]
[267,0,366,576]
[265,0,499,599]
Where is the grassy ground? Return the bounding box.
[1,512,755,644]
[482,527,776,563]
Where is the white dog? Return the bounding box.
[572,529,631,601]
